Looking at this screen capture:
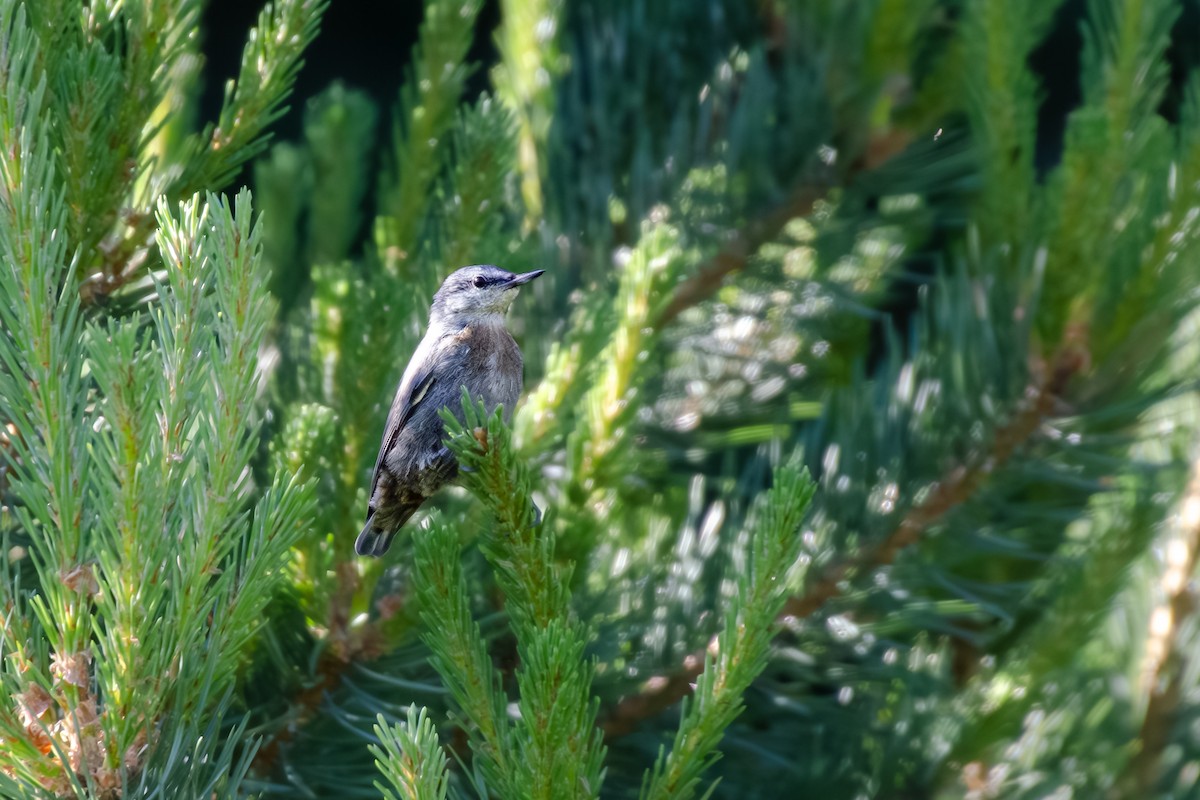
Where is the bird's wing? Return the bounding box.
[365,365,437,520]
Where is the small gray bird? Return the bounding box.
[356,264,544,557]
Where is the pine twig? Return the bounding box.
[783,345,1086,619]
[250,650,354,776]
[654,183,825,329]
[78,211,157,307]
[250,634,386,777]
[439,395,606,800]
[654,126,912,329]
[250,570,385,778]
[599,345,1086,739]
[371,708,450,800]
[1119,451,1200,795]
[638,465,816,800]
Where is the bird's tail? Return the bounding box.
[355,504,421,557]
[354,524,395,557]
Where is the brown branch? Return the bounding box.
[782,346,1084,621]
[250,562,385,776]
[598,346,1085,740]
[78,211,157,308]
[597,135,918,733]
[654,127,913,331]
[1119,452,1200,796]
[654,184,827,329]
[249,647,356,775]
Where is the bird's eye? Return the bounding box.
[473,276,487,288]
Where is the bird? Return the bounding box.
[356,264,545,557]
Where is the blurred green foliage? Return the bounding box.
[4,0,1200,798]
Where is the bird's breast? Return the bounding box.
[454,323,523,418]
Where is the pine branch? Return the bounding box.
[1110,84,1200,794]
[254,142,313,314]
[0,0,89,605]
[784,343,1086,619]
[934,485,1170,794]
[962,0,1065,253]
[248,624,386,778]
[600,344,1086,740]
[638,464,815,800]
[1037,0,1178,346]
[178,0,328,194]
[437,98,519,269]
[66,0,328,311]
[654,126,912,331]
[1119,450,1200,795]
[556,216,687,559]
[371,708,450,800]
[23,0,203,277]
[438,392,606,800]
[935,457,1185,790]
[304,84,379,266]
[491,0,565,223]
[376,0,485,275]
[412,518,519,799]
[0,185,315,794]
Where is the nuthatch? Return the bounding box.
[356,265,544,557]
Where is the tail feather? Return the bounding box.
[355,504,421,557]
[355,524,396,557]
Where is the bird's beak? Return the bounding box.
[506,269,545,287]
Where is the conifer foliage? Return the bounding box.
[4,1,1200,799]
[0,0,324,795]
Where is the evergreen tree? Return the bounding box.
[3,1,1200,799]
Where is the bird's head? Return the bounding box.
[430,265,544,323]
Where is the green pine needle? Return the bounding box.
[372,708,451,800]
